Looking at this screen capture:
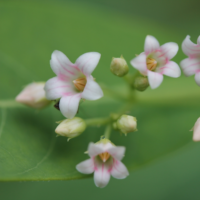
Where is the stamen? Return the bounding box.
[73,77,87,92]
[99,152,110,162]
[146,58,157,71]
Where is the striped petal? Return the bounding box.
[144,35,160,55]
[111,159,129,179]
[180,58,200,76]
[160,42,179,60]
[147,71,163,89]
[76,159,94,174]
[107,146,125,161]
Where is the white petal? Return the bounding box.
[88,143,104,157]
[195,72,200,86]
[81,76,103,100]
[107,146,125,161]
[75,52,101,75]
[197,36,200,45]
[147,71,163,89]
[111,159,129,179]
[59,94,81,119]
[144,35,160,55]
[50,50,80,77]
[158,61,181,78]
[130,53,147,75]
[160,42,179,60]
[193,118,200,141]
[76,159,94,174]
[182,35,200,57]
[44,77,75,100]
[180,58,200,76]
[94,159,111,188]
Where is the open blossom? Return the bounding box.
[44,51,103,119]
[180,35,200,86]
[130,35,181,89]
[76,139,129,188]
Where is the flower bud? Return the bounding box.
[55,117,86,139]
[193,117,200,141]
[15,82,51,109]
[133,76,149,91]
[115,115,137,135]
[110,56,129,77]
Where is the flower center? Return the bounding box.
[146,58,157,71]
[73,77,87,92]
[99,152,110,162]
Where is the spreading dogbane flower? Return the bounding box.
[76,139,129,188]
[44,50,103,118]
[130,35,180,89]
[180,35,200,86]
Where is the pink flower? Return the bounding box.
[76,140,129,188]
[44,51,103,119]
[180,35,200,86]
[130,35,180,89]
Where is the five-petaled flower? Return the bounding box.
[180,35,200,86]
[44,50,103,118]
[130,35,181,89]
[76,139,129,188]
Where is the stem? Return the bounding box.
[104,124,112,139]
[85,117,111,127]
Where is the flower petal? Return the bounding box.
[59,94,81,119]
[158,61,181,78]
[50,50,80,77]
[94,159,111,188]
[88,143,104,157]
[147,71,163,89]
[44,77,75,100]
[130,53,147,76]
[144,35,160,55]
[182,35,200,57]
[160,42,179,60]
[76,159,94,174]
[193,118,200,142]
[111,159,129,179]
[197,36,200,45]
[75,52,101,75]
[195,72,200,86]
[180,58,200,76]
[81,76,103,100]
[107,146,125,161]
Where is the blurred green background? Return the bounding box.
[1,0,200,199]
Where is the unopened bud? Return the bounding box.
[110,56,129,77]
[116,115,137,135]
[55,117,86,139]
[193,117,200,141]
[133,76,149,91]
[15,82,51,109]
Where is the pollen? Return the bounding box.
[146,58,157,71]
[73,77,87,92]
[99,152,110,162]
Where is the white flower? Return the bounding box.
[16,82,50,109]
[130,35,180,89]
[76,139,129,188]
[44,51,103,118]
[192,117,200,141]
[180,35,200,86]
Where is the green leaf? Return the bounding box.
[0,1,198,181]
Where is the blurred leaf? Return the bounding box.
[0,1,199,181]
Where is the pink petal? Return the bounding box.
[81,76,103,100]
[75,52,101,75]
[193,118,200,142]
[107,146,125,161]
[158,61,181,78]
[59,94,81,119]
[44,77,75,100]
[180,58,200,76]
[147,71,163,89]
[182,35,200,57]
[76,159,94,174]
[50,50,80,78]
[111,159,129,179]
[160,42,179,60]
[144,35,160,55]
[195,72,200,86]
[130,52,147,76]
[88,143,104,157]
